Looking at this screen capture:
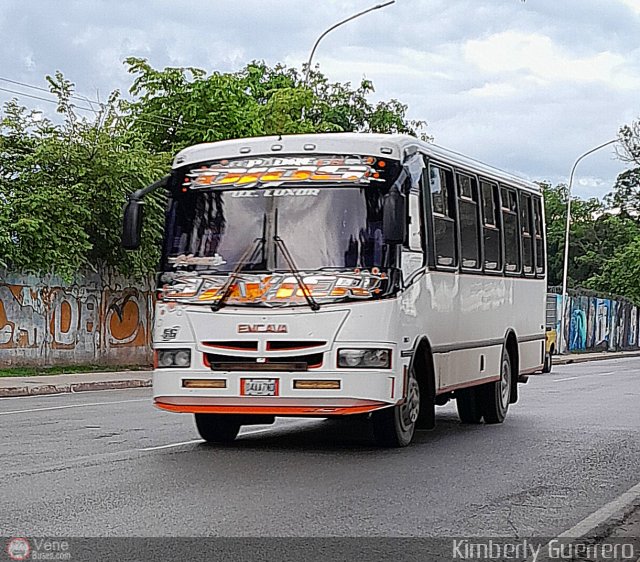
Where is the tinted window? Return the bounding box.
[457,173,481,269]
[481,180,501,271]
[521,192,534,275]
[533,196,546,275]
[430,165,457,267]
[501,186,521,273]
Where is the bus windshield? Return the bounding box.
[162,156,401,275]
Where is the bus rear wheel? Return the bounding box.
[195,414,242,443]
[481,348,512,424]
[372,366,420,447]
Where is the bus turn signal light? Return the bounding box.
[293,380,341,390]
[182,379,227,389]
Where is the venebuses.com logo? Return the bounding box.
[6,538,30,561]
[5,537,71,561]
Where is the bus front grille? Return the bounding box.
[203,352,324,372]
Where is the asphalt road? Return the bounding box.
[1,358,639,544]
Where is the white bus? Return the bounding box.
[122,133,546,447]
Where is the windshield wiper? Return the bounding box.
[273,235,320,311]
[211,237,265,312]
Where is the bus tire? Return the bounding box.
[542,348,553,373]
[195,414,241,443]
[456,387,483,424]
[372,365,420,447]
[481,347,512,424]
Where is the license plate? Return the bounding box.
[241,378,279,396]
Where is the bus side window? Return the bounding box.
[457,173,480,270]
[533,196,546,276]
[480,180,501,272]
[430,164,457,268]
[501,186,521,273]
[520,192,534,275]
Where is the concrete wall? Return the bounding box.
[0,269,153,367]
[551,293,639,353]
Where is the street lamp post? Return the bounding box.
[558,138,619,354]
[302,1,395,89]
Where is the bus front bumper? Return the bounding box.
[153,369,402,416]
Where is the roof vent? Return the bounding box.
[271,144,283,151]
[381,147,393,155]
[303,143,316,151]
[239,147,251,154]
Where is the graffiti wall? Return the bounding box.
[0,270,153,366]
[552,292,640,353]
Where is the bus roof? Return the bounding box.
[172,133,540,193]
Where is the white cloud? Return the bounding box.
[464,31,637,89]
[619,0,640,15]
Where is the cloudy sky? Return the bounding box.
[1,0,639,199]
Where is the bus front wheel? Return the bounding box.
[195,414,241,443]
[372,366,420,447]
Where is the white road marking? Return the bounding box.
[139,439,203,451]
[0,398,148,415]
[239,426,283,437]
[526,480,640,561]
[552,376,580,382]
[557,479,640,538]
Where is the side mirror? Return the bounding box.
[383,189,406,244]
[122,199,144,250]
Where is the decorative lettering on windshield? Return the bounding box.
[158,270,389,306]
[230,188,320,198]
[168,253,227,268]
[182,155,380,190]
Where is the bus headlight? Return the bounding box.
[337,349,391,369]
[157,349,191,368]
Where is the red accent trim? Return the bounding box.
[203,354,210,368]
[153,351,158,369]
[203,343,258,351]
[266,341,325,351]
[437,375,501,394]
[154,401,388,416]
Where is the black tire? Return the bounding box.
[195,414,242,443]
[481,347,512,424]
[372,366,420,447]
[542,350,553,373]
[456,387,483,424]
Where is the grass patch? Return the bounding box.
[0,364,152,378]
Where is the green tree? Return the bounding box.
[0,73,165,279]
[542,181,640,290]
[123,58,428,156]
[586,236,640,303]
[605,167,640,219]
[619,119,640,165]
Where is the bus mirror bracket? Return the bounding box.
[122,199,144,250]
[121,176,170,251]
[383,188,405,244]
